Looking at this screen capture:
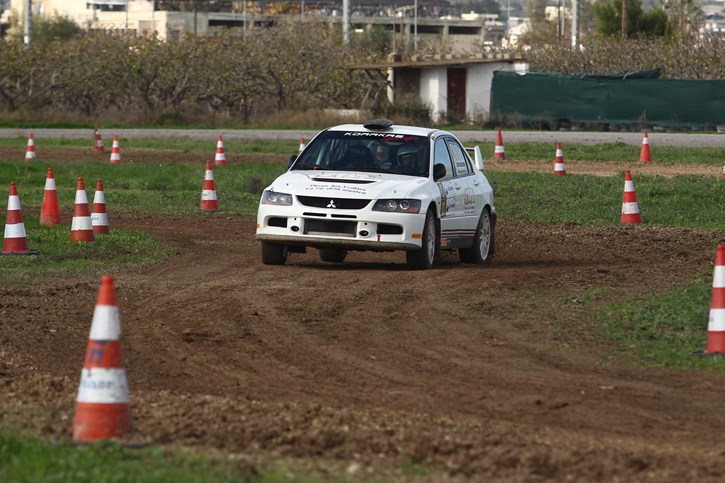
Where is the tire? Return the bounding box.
[319,248,347,263]
[459,208,493,264]
[406,210,438,270]
[261,241,288,265]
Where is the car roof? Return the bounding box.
[325,120,452,139]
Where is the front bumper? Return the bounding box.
[256,205,425,252]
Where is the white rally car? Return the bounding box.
[256,119,496,269]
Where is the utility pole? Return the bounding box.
[414,0,418,50]
[23,0,32,46]
[343,0,350,44]
[571,0,580,49]
[621,0,628,38]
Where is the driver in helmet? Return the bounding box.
[396,144,420,174]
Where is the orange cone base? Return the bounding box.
[2,241,38,256]
[73,402,132,442]
[553,171,566,176]
[621,214,641,224]
[71,230,95,243]
[705,332,725,355]
[200,201,218,211]
[40,213,61,226]
[93,226,110,235]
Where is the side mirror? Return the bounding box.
[287,154,297,168]
[433,163,446,181]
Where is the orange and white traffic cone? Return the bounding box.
[91,179,110,235]
[2,182,37,255]
[94,124,105,153]
[25,133,36,161]
[200,160,218,211]
[70,178,95,243]
[553,142,567,176]
[720,165,725,180]
[639,131,651,163]
[72,275,132,442]
[704,244,725,354]
[621,170,641,224]
[40,167,62,226]
[493,128,505,160]
[214,135,226,166]
[109,135,121,164]
[298,137,306,154]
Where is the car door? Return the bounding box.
[432,137,458,249]
[445,137,483,230]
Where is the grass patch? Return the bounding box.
[0,428,256,483]
[488,171,725,229]
[471,141,725,164]
[0,219,167,286]
[598,280,725,370]
[0,161,286,216]
[0,136,301,156]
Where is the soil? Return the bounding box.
[2,147,725,481]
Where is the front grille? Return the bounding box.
[305,219,357,237]
[297,196,371,210]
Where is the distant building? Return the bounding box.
[2,0,506,52]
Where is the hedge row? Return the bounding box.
[0,19,376,125]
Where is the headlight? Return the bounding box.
[261,190,293,206]
[372,199,421,213]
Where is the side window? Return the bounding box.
[433,138,454,181]
[446,139,472,177]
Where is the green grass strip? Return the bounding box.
[488,171,725,229]
[0,219,168,286]
[0,136,300,155]
[598,279,725,370]
[0,429,256,483]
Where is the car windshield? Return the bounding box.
[291,130,430,177]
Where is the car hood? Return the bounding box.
[269,170,428,199]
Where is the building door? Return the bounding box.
[447,68,467,122]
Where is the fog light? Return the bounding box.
[359,230,369,237]
[291,226,300,232]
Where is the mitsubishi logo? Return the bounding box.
[326,199,337,208]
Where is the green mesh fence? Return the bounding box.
[490,71,725,128]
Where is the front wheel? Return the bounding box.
[261,241,288,265]
[459,208,493,264]
[406,210,438,270]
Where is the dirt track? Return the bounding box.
[2,148,725,481]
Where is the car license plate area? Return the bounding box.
[304,219,357,237]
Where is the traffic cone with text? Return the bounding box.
[94,124,105,153]
[72,275,132,442]
[299,137,306,154]
[553,142,567,176]
[109,135,121,164]
[25,133,36,161]
[703,244,725,354]
[70,178,95,243]
[91,179,110,235]
[200,160,219,211]
[214,135,226,166]
[40,167,62,226]
[3,182,38,255]
[621,170,641,224]
[494,128,506,160]
[639,131,652,163]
